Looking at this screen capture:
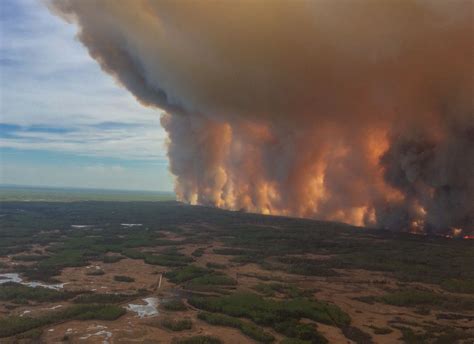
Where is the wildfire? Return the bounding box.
[50,0,473,235]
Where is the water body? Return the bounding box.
[126,297,159,318]
[0,273,66,290]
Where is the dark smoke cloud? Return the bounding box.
[48,0,473,234]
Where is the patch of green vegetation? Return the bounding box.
[277,257,338,277]
[165,265,210,283]
[188,274,237,287]
[213,248,248,255]
[162,299,187,311]
[274,320,328,344]
[192,248,205,257]
[86,269,105,276]
[165,265,236,287]
[380,289,474,311]
[172,335,223,344]
[191,292,350,327]
[144,252,194,267]
[230,254,266,264]
[73,293,136,304]
[15,328,43,341]
[154,239,182,246]
[189,292,348,342]
[122,249,146,260]
[16,248,89,281]
[395,326,431,344]
[114,275,135,283]
[206,262,226,269]
[392,323,473,344]
[0,303,125,338]
[355,289,473,312]
[341,326,373,344]
[368,325,393,335]
[286,264,338,277]
[238,273,283,282]
[161,317,192,331]
[12,255,49,262]
[0,283,74,303]
[280,339,311,344]
[198,312,275,343]
[413,306,430,315]
[253,283,313,298]
[102,255,123,263]
[10,229,170,282]
[441,279,474,294]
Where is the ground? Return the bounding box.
[0,201,472,343]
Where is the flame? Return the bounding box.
[450,227,463,238]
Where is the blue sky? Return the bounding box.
[0,0,173,191]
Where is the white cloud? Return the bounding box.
[0,0,169,161]
[0,123,168,161]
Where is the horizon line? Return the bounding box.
[0,183,175,194]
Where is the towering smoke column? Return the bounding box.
[48,0,473,235]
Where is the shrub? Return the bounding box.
[15,328,43,340]
[280,339,311,344]
[102,255,123,263]
[189,292,350,332]
[192,248,205,257]
[0,304,125,337]
[341,326,373,344]
[86,269,105,276]
[357,289,474,311]
[165,265,236,286]
[368,325,393,335]
[114,275,135,283]
[173,335,223,344]
[121,249,146,260]
[198,312,274,343]
[73,293,134,304]
[206,262,226,269]
[161,317,192,331]
[145,253,193,267]
[381,289,441,307]
[441,279,474,294]
[0,283,73,303]
[165,265,210,283]
[286,264,338,277]
[12,255,49,262]
[274,320,327,343]
[163,299,187,311]
[276,257,339,277]
[188,274,237,286]
[253,283,313,298]
[213,248,247,255]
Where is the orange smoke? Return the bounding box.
[48,0,473,235]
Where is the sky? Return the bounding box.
[0,0,174,191]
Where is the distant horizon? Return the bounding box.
[0,183,175,194]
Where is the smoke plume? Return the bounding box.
[48,0,473,234]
